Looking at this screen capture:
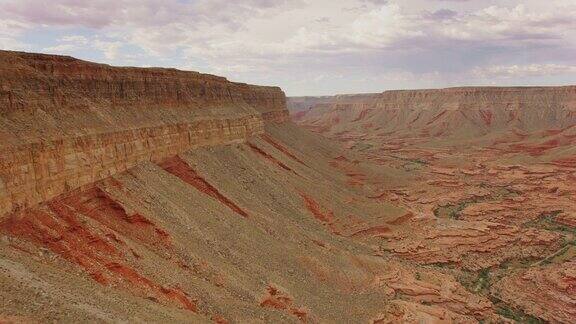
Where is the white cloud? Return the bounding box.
[60,35,89,45]
[42,43,79,54]
[438,4,576,42]
[349,3,423,48]
[93,39,122,60]
[0,18,30,50]
[42,35,90,54]
[0,0,575,94]
[472,64,576,78]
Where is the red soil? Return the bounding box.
[259,285,308,323]
[426,110,447,126]
[299,193,340,235]
[511,129,528,138]
[368,192,387,200]
[311,239,327,248]
[330,157,367,187]
[60,187,172,249]
[387,212,414,225]
[479,110,493,126]
[248,142,297,174]
[291,111,308,121]
[352,109,373,122]
[0,203,197,312]
[349,225,391,238]
[551,156,576,168]
[346,171,367,186]
[545,129,564,136]
[212,315,230,324]
[509,139,560,156]
[300,194,334,223]
[160,156,249,218]
[1,207,120,280]
[261,134,307,166]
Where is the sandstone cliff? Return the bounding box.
[289,87,576,138]
[0,50,288,218]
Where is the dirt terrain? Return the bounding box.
[289,91,576,323]
[0,51,574,323]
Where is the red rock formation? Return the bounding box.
[0,198,198,312]
[493,260,576,323]
[247,142,296,174]
[160,156,249,218]
[0,50,289,218]
[290,87,576,138]
[259,285,309,322]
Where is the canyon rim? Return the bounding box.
[1,0,576,323]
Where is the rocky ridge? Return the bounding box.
[289,87,576,139]
[0,51,288,218]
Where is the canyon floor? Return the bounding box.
[289,93,576,323]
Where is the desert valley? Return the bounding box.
[0,50,574,323]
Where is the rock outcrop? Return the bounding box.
[0,51,288,218]
[289,87,576,139]
[289,87,576,324]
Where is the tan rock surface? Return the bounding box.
[0,50,288,218]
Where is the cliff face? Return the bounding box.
[0,50,288,218]
[289,87,576,138]
[0,51,286,115]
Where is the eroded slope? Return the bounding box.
[2,121,525,323]
[289,88,576,323]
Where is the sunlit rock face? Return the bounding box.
[0,50,288,217]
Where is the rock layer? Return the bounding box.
[0,51,288,218]
[289,87,576,139]
[290,87,576,323]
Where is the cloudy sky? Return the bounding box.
[1,0,575,95]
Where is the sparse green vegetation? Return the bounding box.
[535,241,576,266]
[400,157,429,171]
[495,304,546,324]
[433,200,475,220]
[475,268,491,292]
[498,257,537,270]
[429,262,456,269]
[458,268,492,294]
[524,210,575,235]
[433,185,521,220]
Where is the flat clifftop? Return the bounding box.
[291,86,576,105]
[360,86,576,102]
[0,50,289,217]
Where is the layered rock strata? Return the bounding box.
[289,87,576,137]
[0,51,288,218]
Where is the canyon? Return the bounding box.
[0,50,574,323]
[289,89,576,323]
